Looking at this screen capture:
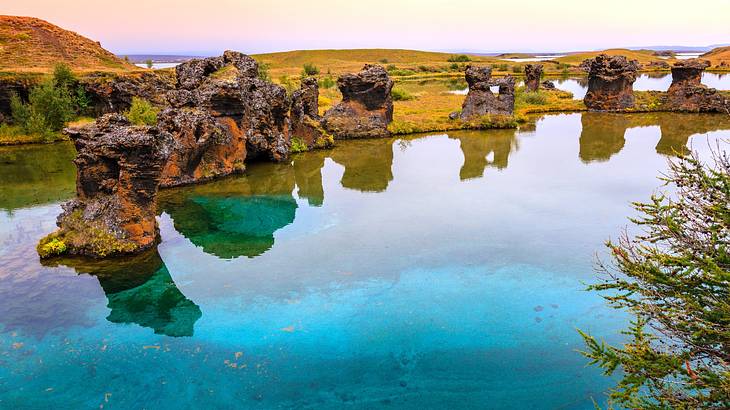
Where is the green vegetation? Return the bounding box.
[210,65,238,81]
[302,63,320,77]
[512,65,523,74]
[579,149,730,408]
[516,90,547,106]
[378,58,389,64]
[37,209,137,258]
[289,137,308,153]
[124,97,158,126]
[391,87,416,101]
[277,75,298,95]
[145,59,153,69]
[7,63,90,142]
[256,61,271,82]
[447,54,471,63]
[318,75,336,89]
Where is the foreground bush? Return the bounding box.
[125,97,158,126]
[579,148,730,408]
[391,87,416,101]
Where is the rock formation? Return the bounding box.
[583,54,640,111]
[239,74,291,161]
[290,77,334,150]
[524,64,543,92]
[459,66,515,120]
[666,59,729,113]
[541,80,556,90]
[323,64,394,139]
[83,72,174,115]
[37,114,171,258]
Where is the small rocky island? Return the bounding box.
[37,52,395,258]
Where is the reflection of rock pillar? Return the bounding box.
[579,112,629,162]
[330,138,394,192]
[293,151,326,206]
[449,129,516,180]
[43,249,201,337]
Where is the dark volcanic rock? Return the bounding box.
[290,77,333,150]
[524,64,543,92]
[666,59,729,112]
[240,76,291,161]
[459,65,515,120]
[583,54,640,111]
[157,108,246,188]
[0,75,36,122]
[83,72,174,115]
[541,80,556,90]
[38,114,171,258]
[323,64,394,139]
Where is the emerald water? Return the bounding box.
[1,112,729,409]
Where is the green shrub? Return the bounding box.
[497,64,509,71]
[391,87,416,101]
[379,58,389,64]
[302,63,320,77]
[449,63,461,71]
[290,137,308,153]
[145,59,153,69]
[37,237,67,258]
[386,64,398,72]
[257,61,271,82]
[125,97,158,126]
[53,64,76,89]
[278,75,298,95]
[26,80,74,132]
[319,75,336,89]
[512,65,523,73]
[518,91,547,105]
[447,54,471,63]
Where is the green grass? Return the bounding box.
[391,87,416,101]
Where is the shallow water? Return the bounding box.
[1,112,729,409]
[448,73,730,99]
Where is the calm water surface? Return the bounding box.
[1,113,729,409]
[448,73,730,99]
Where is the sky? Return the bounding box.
[4,0,730,55]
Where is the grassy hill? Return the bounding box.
[252,49,500,77]
[701,46,730,65]
[0,15,137,73]
[555,48,665,65]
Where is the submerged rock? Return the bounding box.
[666,59,729,112]
[38,114,171,258]
[290,77,334,150]
[459,65,515,120]
[323,64,394,139]
[583,54,640,111]
[524,64,543,92]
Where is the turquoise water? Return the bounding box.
[1,112,729,409]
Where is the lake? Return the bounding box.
[448,72,730,99]
[1,112,729,409]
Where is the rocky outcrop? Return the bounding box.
[459,66,515,120]
[541,80,556,90]
[0,75,37,122]
[239,74,291,161]
[323,64,394,139]
[37,114,171,258]
[666,59,729,112]
[583,54,640,111]
[290,77,333,150]
[524,64,543,92]
[83,72,174,115]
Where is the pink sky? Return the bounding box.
[5,0,730,55]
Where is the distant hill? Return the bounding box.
[0,16,136,72]
[252,48,497,77]
[556,49,665,65]
[701,46,730,65]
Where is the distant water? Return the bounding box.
[500,55,567,62]
[1,113,729,408]
[550,72,730,99]
[135,62,181,69]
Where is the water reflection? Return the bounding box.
[293,150,326,206]
[0,143,76,212]
[43,250,201,337]
[448,129,518,180]
[579,112,730,162]
[159,162,298,259]
[330,138,394,192]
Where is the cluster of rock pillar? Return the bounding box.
[39,52,394,259]
[583,54,729,112]
[455,65,515,120]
